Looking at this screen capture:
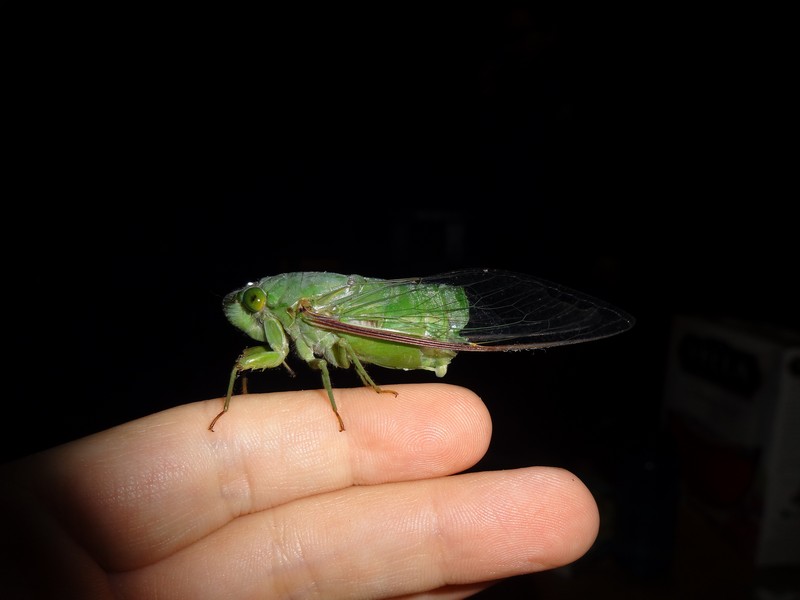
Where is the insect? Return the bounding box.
[209,269,634,431]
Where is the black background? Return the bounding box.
[5,7,796,598]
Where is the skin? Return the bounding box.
[0,384,599,599]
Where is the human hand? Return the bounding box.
[1,384,599,599]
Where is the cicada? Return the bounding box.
[209,269,634,431]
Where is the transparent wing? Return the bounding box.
[435,269,634,349]
[303,269,634,351]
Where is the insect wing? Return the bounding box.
[427,269,634,349]
[300,269,634,351]
[300,274,471,350]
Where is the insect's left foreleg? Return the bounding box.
[209,344,288,431]
[208,361,242,431]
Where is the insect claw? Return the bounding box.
[208,411,225,432]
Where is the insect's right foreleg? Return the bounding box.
[208,346,288,431]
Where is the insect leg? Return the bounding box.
[208,346,287,431]
[337,339,398,398]
[310,358,346,432]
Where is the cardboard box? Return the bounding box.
[663,316,800,569]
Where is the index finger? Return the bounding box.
[15,384,491,571]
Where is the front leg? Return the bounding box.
[208,346,289,431]
[209,315,289,431]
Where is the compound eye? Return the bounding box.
[241,287,267,313]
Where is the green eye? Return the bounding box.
[241,287,267,313]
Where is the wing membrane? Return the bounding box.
[303,269,634,351]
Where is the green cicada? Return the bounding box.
[209,269,634,431]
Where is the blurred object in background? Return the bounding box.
[663,316,800,598]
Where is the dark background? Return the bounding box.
[5,7,796,598]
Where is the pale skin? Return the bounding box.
[0,384,599,599]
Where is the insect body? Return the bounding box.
[209,269,634,431]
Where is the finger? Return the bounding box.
[18,384,491,570]
[110,467,599,600]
